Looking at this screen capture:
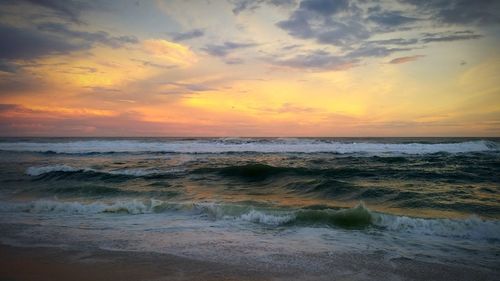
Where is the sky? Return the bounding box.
[0,0,499,137]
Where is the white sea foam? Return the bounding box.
[26,165,82,176]
[194,202,295,225]
[239,209,295,225]
[0,199,152,214]
[0,139,497,155]
[373,213,500,240]
[1,198,499,240]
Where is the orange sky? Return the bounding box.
[0,0,499,136]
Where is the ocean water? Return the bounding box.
[0,138,499,271]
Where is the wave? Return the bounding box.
[372,213,500,240]
[1,139,497,155]
[26,165,83,176]
[26,165,182,179]
[194,163,486,184]
[0,199,152,215]
[2,199,498,240]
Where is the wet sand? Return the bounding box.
[0,244,498,281]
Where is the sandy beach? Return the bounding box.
[1,243,498,281]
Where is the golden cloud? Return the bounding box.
[143,39,198,67]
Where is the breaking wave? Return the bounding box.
[1,199,498,240]
[26,165,182,179]
[1,139,497,155]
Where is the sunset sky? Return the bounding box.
[0,0,499,136]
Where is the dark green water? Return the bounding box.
[0,138,499,270]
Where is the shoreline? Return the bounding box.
[1,243,498,281]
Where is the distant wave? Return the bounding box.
[26,165,182,178]
[0,139,497,155]
[2,199,498,240]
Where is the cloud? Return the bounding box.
[282,44,302,50]
[203,41,257,57]
[230,0,297,15]
[161,82,215,94]
[0,23,84,60]
[276,0,370,47]
[38,22,138,48]
[20,0,90,23]
[316,21,371,46]
[298,0,349,16]
[224,57,245,64]
[276,0,492,55]
[346,44,411,59]
[270,50,356,71]
[0,103,116,117]
[257,102,320,114]
[131,59,177,69]
[143,39,198,66]
[0,104,226,137]
[170,29,204,41]
[84,86,121,93]
[388,55,424,64]
[420,32,483,43]
[276,10,315,39]
[368,38,419,46]
[367,10,419,27]
[0,72,44,93]
[400,0,500,25]
[0,21,138,68]
[0,104,22,112]
[0,60,19,73]
[268,39,413,71]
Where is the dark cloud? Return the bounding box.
[278,14,371,47]
[170,29,204,41]
[131,59,177,69]
[0,60,19,73]
[276,0,368,47]
[21,0,90,23]
[0,104,21,112]
[400,0,500,25]
[0,23,83,60]
[231,0,261,14]
[273,0,488,72]
[161,82,216,94]
[269,41,412,71]
[0,74,45,93]
[368,38,419,46]
[316,21,370,46]
[271,50,356,71]
[230,0,297,15]
[269,0,297,6]
[388,55,424,64]
[298,0,349,16]
[367,11,419,27]
[454,30,475,34]
[0,21,137,76]
[346,44,411,59]
[203,41,257,57]
[0,20,137,63]
[276,10,315,39]
[282,44,302,50]
[277,0,493,55]
[420,32,483,43]
[224,57,245,64]
[38,22,138,48]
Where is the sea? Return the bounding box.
[0,137,499,272]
